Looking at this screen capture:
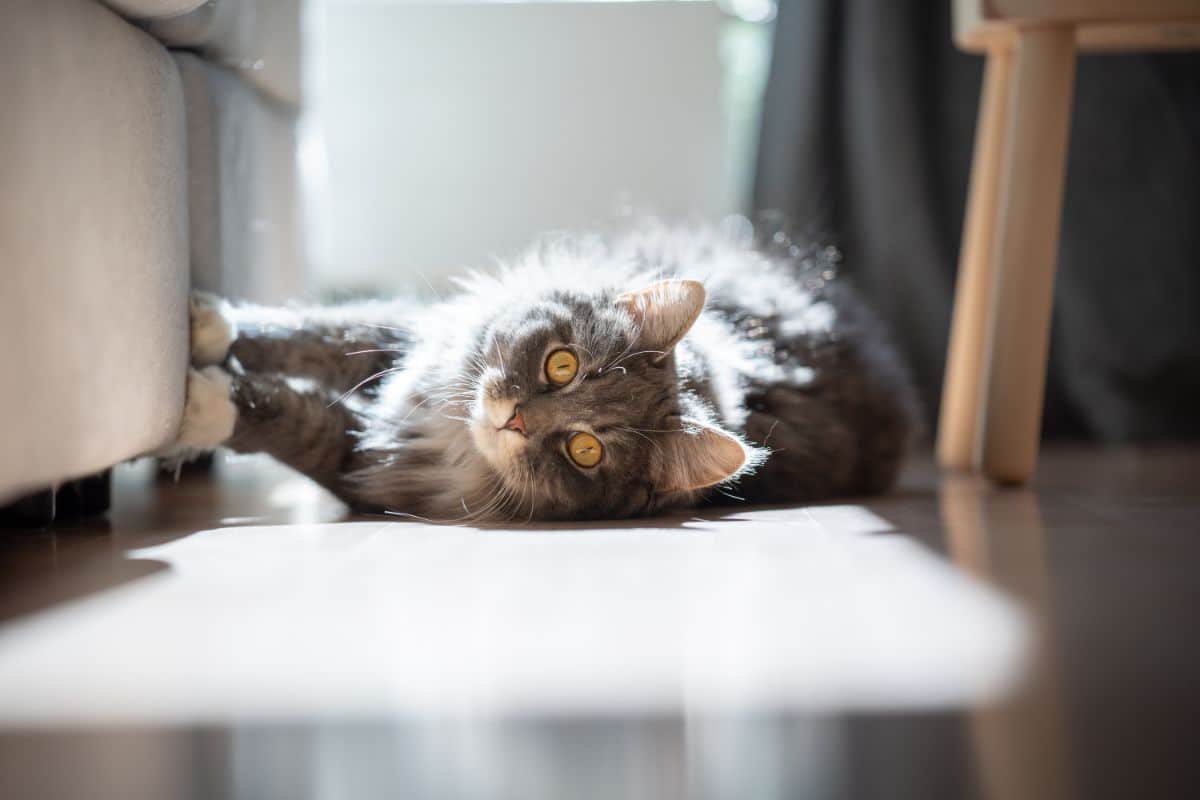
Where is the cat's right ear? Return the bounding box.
[616,279,705,361]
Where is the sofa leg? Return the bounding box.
[56,470,113,518]
[0,488,57,528]
[0,469,113,529]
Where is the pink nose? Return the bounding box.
[503,409,527,436]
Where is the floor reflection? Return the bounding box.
[1,714,983,800]
[6,447,1195,798]
[941,476,1074,800]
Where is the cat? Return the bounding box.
[161,226,917,521]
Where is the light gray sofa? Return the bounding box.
[0,0,303,519]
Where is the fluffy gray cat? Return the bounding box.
[165,227,916,521]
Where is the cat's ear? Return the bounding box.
[616,279,705,360]
[657,419,750,493]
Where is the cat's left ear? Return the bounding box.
[616,279,705,361]
[656,418,750,494]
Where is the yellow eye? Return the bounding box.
[567,432,604,468]
[545,348,579,386]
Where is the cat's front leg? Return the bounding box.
[187,290,405,396]
[223,372,364,493]
[154,364,364,496]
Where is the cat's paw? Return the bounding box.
[190,290,238,367]
[153,366,238,466]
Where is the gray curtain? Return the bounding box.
[754,0,1200,440]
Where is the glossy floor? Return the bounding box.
[1,448,1197,799]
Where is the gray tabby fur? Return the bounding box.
[209,226,918,521]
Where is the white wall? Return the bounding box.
[304,1,771,294]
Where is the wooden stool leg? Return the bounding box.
[937,45,1014,471]
[980,27,1077,485]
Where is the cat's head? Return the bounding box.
[464,277,759,520]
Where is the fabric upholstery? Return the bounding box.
[147,0,303,107]
[0,0,190,504]
[175,53,304,303]
[100,0,205,19]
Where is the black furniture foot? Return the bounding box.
[56,470,113,518]
[0,468,113,529]
[0,487,57,528]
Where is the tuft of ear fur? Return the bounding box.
[657,419,750,493]
[616,279,705,361]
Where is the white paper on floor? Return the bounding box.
[0,507,1028,723]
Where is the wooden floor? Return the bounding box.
[1,447,1198,799]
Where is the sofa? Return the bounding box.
[0,0,304,521]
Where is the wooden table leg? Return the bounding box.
[937,44,1014,471]
[980,27,1076,485]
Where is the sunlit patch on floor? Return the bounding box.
[0,506,1028,724]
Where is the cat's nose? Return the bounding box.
[503,408,527,436]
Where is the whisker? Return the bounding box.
[494,337,506,374]
[524,466,537,523]
[357,321,410,333]
[327,366,403,407]
[761,419,782,447]
[610,348,667,368]
[617,425,664,457]
[390,472,508,526]
[602,321,644,372]
[384,509,438,523]
[416,269,446,303]
[343,348,405,357]
[399,395,435,422]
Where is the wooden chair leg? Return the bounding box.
[980,27,1077,485]
[937,45,1014,471]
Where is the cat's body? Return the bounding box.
[171,227,917,521]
